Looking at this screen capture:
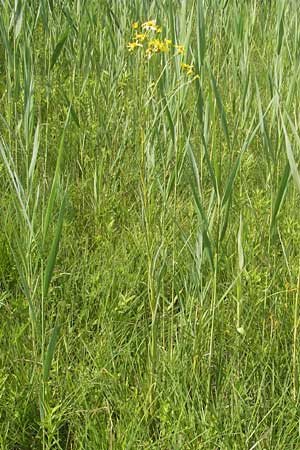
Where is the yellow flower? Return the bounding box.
[145,47,153,59]
[149,39,170,54]
[142,20,158,31]
[175,44,185,55]
[132,22,139,30]
[181,63,194,76]
[148,39,161,53]
[127,41,143,52]
[135,32,147,42]
[163,39,172,51]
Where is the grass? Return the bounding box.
[1,0,300,448]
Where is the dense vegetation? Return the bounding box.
[1,0,300,448]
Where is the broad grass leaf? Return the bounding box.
[43,324,60,383]
[43,194,66,299]
[50,31,69,70]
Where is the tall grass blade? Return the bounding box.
[14,0,24,40]
[222,99,274,208]
[270,161,290,234]
[238,213,244,271]
[188,144,214,269]
[210,70,231,151]
[43,114,68,242]
[196,0,206,69]
[50,30,69,70]
[282,117,300,194]
[0,138,32,233]
[43,193,66,299]
[43,324,60,382]
[0,12,13,69]
[277,0,286,55]
[28,123,40,185]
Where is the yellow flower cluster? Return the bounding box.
[128,20,189,61]
[181,63,195,76]
[127,20,174,58]
[141,20,162,33]
[146,38,172,56]
[127,20,197,78]
[174,44,184,55]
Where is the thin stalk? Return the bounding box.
[292,259,300,401]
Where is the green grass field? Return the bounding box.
[1,0,300,448]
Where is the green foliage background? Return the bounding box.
[1,0,300,448]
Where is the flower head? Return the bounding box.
[127,41,143,52]
[148,39,162,53]
[163,39,172,51]
[132,22,139,30]
[145,47,153,59]
[135,32,147,43]
[181,63,195,76]
[175,44,185,55]
[147,38,171,54]
[142,20,158,32]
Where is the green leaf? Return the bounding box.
[28,123,40,184]
[50,31,69,70]
[14,3,24,40]
[277,2,285,55]
[43,324,60,382]
[196,0,206,68]
[43,112,69,242]
[238,214,244,271]
[0,13,13,70]
[43,193,66,299]
[63,93,80,128]
[282,121,300,193]
[210,70,231,150]
[270,161,290,234]
[187,144,214,269]
[222,103,273,208]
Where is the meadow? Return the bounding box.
[1,0,300,448]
